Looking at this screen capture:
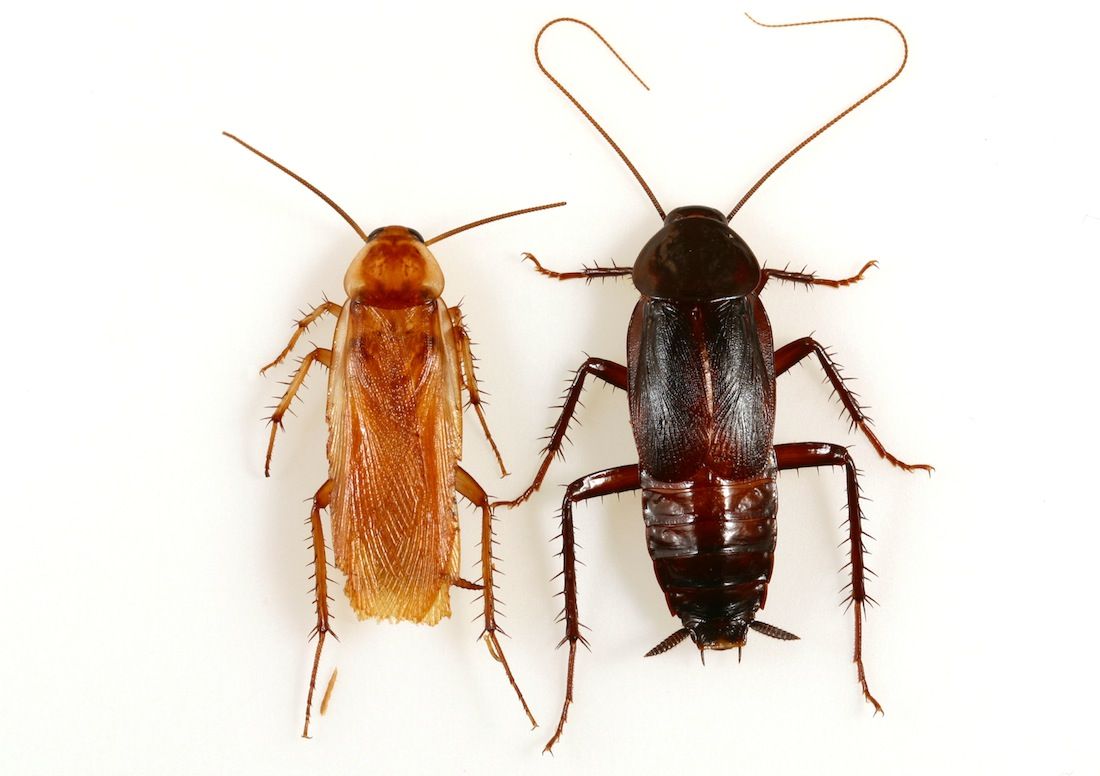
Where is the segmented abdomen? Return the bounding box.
[643,470,778,624]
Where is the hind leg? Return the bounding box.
[546,465,641,752]
[775,443,882,714]
[302,479,335,737]
[454,466,536,727]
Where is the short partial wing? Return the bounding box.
[705,297,774,479]
[628,299,710,482]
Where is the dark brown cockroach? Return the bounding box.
[225,132,563,736]
[499,16,932,750]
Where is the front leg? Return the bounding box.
[521,252,633,282]
[774,337,931,473]
[758,260,876,292]
[775,442,882,714]
[449,307,507,477]
[265,347,331,476]
[495,358,628,508]
[261,299,342,374]
[545,465,641,753]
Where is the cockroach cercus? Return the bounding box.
[226,132,563,736]
[497,16,933,751]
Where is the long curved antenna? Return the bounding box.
[536,18,666,220]
[726,15,908,222]
[223,132,369,242]
[425,201,566,246]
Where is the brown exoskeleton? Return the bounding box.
[226,132,562,736]
[499,16,932,750]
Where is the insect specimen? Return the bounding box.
[225,132,562,736]
[500,16,932,750]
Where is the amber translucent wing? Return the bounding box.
[326,301,462,624]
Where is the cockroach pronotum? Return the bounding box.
[499,15,932,750]
[225,132,563,736]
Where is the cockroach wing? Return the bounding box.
[704,297,775,480]
[627,299,710,482]
[325,300,463,624]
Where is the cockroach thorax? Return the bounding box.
[345,226,444,308]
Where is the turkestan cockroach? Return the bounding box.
[225,132,563,736]
[499,16,932,750]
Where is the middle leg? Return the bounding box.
[774,337,932,473]
[449,306,508,477]
[495,357,628,509]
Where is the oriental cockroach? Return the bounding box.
[499,15,932,750]
[226,132,563,736]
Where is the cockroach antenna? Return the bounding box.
[535,17,666,220]
[223,132,369,242]
[726,15,908,221]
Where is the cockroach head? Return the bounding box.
[632,206,761,301]
[344,226,444,308]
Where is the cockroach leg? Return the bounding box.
[521,252,633,282]
[265,347,332,477]
[774,338,932,474]
[775,443,883,715]
[495,358,628,510]
[452,577,483,591]
[303,479,335,738]
[759,260,877,291]
[546,465,641,753]
[319,667,338,716]
[454,466,537,727]
[261,301,342,375]
[449,307,508,477]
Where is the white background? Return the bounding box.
[3,1,1098,774]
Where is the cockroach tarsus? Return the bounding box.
[227,131,563,736]
[498,15,931,752]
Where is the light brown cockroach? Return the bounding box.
[226,132,562,736]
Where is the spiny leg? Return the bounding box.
[521,252,633,282]
[265,347,331,477]
[775,443,882,714]
[774,337,932,473]
[495,358,628,509]
[303,479,335,737]
[261,300,342,375]
[453,467,536,727]
[759,260,877,291]
[449,306,508,477]
[546,465,640,753]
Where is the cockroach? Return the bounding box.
[499,16,932,750]
[225,132,563,736]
